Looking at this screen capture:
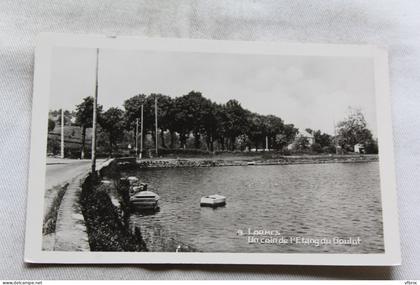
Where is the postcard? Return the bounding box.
[24,33,400,265]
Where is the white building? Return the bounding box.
[354,143,365,153]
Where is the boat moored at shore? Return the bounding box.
[130,191,160,210]
[127,176,139,184]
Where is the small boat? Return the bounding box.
[247,161,256,165]
[129,183,148,196]
[130,190,160,210]
[127,176,139,184]
[200,194,226,207]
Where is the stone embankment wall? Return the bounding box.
[136,154,379,169]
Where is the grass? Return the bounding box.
[43,183,69,235]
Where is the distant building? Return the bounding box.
[354,143,365,153]
[287,130,315,151]
[301,130,315,145]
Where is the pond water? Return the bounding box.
[123,162,384,253]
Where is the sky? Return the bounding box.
[49,47,377,136]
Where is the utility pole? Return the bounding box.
[140,104,144,159]
[265,136,269,151]
[60,108,64,159]
[155,96,158,156]
[333,119,339,154]
[91,48,99,174]
[135,118,139,158]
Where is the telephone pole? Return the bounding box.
[155,96,158,156]
[60,108,64,159]
[135,118,139,157]
[140,104,144,159]
[91,48,99,174]
[265,136,269,151]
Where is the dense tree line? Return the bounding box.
[119,91,299,154]
[49,91,378,158]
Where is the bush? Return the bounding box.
[47,138,60,155]
[80,175,147,252]
[310,143,323,153]
[322,145,336,154]
[365,140,379,154]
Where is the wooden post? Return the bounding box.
[91,48,99,174]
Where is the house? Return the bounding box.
[286,130,315,150]
[354,143,365,153]
[301,130,315,145]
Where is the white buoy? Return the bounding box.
[200,194,226,207]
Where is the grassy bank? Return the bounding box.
[43,183,69,235]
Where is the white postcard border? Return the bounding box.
[24,33,401,265]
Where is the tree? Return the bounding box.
[124,94,175,150]
[75,97,102,159]
[312,130,332,148]
[212,103,229,150]
[265,115,285,150]
[120,91,300,153]
[172,95,192,149]
[273,124,298,150]
[223,100,249,150]
[170,91,214,149]
[247,113,268,150]
[100,107,124,156]
[57,110,74,126]
[200,101,218,151]
[336,108,375,152]
[149,94,173,149]
[293,135,310,151]
[364,138,378,154]
[48,119,55,132]
[123,94,148,148]
[181,91,212,149]
[164,98,179,149]
[311,142,323,153]
[309,129,334,153]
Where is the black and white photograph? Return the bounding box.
[24,34,400,265]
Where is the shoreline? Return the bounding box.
[127,154,378,169]
[60,154,378,253]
